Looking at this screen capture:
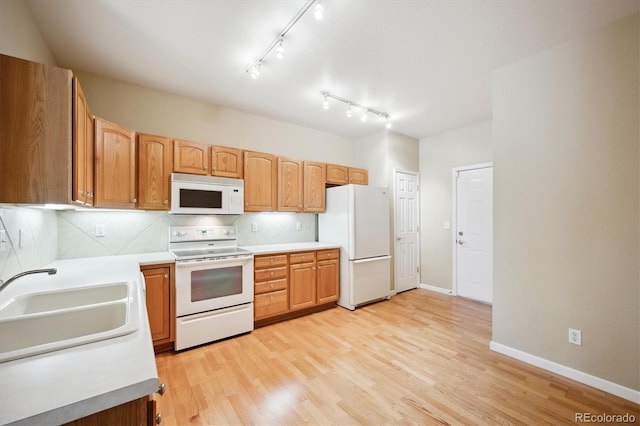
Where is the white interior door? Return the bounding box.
[456,167,493,303]
[394,170,419,293]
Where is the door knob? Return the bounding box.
[457,240,465,245]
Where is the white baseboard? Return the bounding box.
[490,341,640,404]
[419,283,453,295]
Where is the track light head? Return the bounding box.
[249,62,261,79]
[346,104,353,118]
[385,116,392,129]
[314,3,324,20]
[275,40,284,59]
[322,95,329,110]
[360,110,368,122]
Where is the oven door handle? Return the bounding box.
[176,254,253,266]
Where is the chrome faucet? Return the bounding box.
[0,268,57,292]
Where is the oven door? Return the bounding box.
[175,255,254,317]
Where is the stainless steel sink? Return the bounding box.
[0,282,138,363]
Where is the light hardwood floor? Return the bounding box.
[155,289,640,425]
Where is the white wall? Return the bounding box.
[0,0,58,282]
[418,121,492,290]
[492,14,639,391]
[0,0,55,65]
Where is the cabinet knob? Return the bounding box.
[157,383,166,395]
[312,267,316,270]
[270,259,274,263]
[270,272,274,276]
[156,412,163,424]
[270,283,274,288]
[164,274,169,279]
[163,199,169,204]
[132,198,137,203]
[269,296,273,302]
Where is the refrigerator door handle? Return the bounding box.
[352,255,392,264]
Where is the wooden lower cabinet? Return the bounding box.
[141,263,175,351]
[254,249,339,324]
[64,395,157,426]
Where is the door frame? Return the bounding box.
[392,168,420,294]
[451,162,493,296]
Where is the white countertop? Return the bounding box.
[0,252,174,426]
[242,242,341,255]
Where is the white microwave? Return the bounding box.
[170,173,244,215]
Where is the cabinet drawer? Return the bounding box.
[289,251,316,264]
[255,278,287,295]
[255,290,288,319]
[317,249,339,260]
[254,255,288,269]
[255,266,287,282]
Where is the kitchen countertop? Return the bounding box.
[242,242,341,255]
[0,252,174,426]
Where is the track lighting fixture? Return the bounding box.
[320,91,392,129]
[245,0,322,79]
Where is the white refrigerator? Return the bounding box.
[318,185,392,310]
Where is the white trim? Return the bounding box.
[451,162,493,296]
[393,168,420,293]
[490,341,640,404]
[419,283,453,295]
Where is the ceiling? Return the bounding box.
[26,0,639,140]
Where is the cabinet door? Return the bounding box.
[244,151,277,211]
[326,164,349,185]
[142,266,172,344]
[0,54,73,204]
[138,134,172,210]
[349,167,368,185]
[72,78,94,206]
[317,258,339,304]
[94,118,137,208]
[278,157,303,212]
[303,161,326,212]
[290,262,316,311]
[212,146,243,178]
[173,139,209,175]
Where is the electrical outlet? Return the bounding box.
[18,228,24,248]
[251,223,258,232]
[568,328,582,346]
[95,224,106,237]
[296,221,302,231]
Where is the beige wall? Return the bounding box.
[74,71,355,165]
[0,0,55,65]
[492,14,639,391]
[418,121,492,290]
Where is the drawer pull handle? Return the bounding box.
[270,272,274,276]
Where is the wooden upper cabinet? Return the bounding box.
[73,77,94,206]
[277,157,303,212]
[138,134,172,210]
[326,164,349,186]
[349,167,368,185]
[94,118,137,208]
[173,139,209,175]
[303,161,326,212]
[244,151,277,212]
[211,146,243,178]
[0,54,73,204]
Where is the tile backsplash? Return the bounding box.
[0,207,58,282]
[57,211,317,259]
